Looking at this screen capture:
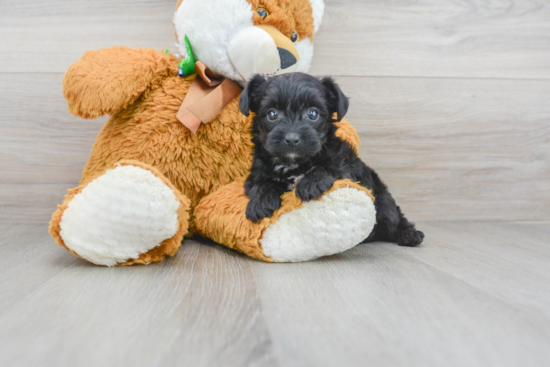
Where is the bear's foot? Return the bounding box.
[194,179,376,263]
[49,161,190,266]
[259,185,375,262]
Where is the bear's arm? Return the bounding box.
[334,119,361,154]
[63,47,178,119]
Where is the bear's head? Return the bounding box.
[174,0,324,84]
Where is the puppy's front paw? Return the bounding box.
[246,191,282,223]
[296,174,335,202]
[397,229,425,247]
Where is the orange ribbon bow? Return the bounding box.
[177,61,243,134]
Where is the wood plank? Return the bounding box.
[1,73,549,223]
[0,226,278,367]
[250,222,550,367]
[338,76,550,221]
[0,224,80,312]
[0,183,71,224]
[253,253,550,367]
[0,73,105,223]
[1,223,549,367]
[0,0,176,74]
[310,0,550,78]
[1,0,550,79]
[401,222,550,318]
[0,73,103,184]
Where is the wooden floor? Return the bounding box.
[0,222,549,367]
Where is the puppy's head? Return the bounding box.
[240,72,349,163]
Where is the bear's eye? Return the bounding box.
[308,109,319,121]
[291,32,298,43]
[267,109,278,122]
[257,8,269,19]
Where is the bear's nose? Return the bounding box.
[278,48,298,69]
[284,133,301,146]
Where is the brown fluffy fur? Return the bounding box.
[249,0,315,41]
[50,1,362,265]
[71,49,255,211]
[194,178,374,262]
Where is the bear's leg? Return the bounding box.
[49,160,191,266]
[194,178,376,263]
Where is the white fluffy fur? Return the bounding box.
[173,0,322,83]
[295,37,314,73]
[174,0,254,82]
[260,187,376,262]
[59,165,180,267]
[228,26,288,81]
[310,0,325,34]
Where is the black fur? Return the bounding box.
[240,72,424,247]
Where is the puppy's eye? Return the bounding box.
[291,32,298,43]
[267,109,278,122]
[307,109,319,121]
[257,8,269,19]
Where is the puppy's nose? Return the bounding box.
[284,133,301,146]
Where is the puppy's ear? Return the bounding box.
[321,77,349,122]
[239,74,267,116]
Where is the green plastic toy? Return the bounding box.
[178,35,196,77]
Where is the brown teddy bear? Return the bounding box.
[49,0,377,266]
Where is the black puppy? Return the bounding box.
[239,72,424,247]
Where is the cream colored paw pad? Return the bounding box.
[260,187,376,262]
[59,165,180,266]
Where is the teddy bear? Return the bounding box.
[49,0,377,266]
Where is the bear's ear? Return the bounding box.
[321,77,349,122]
[239,74,267,116]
